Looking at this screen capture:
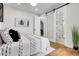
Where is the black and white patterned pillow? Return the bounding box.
[1,29,13,44]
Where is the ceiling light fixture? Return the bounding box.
[17,3,21,5]
[30,3,37,6]
[35,8,38,11]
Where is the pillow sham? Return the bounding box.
[1,29,13,44]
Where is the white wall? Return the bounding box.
[47,12,55,42]
[65,4,79,48]
[3,5,36,35]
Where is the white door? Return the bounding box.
[54,7,66,44]
[34,16,40,36]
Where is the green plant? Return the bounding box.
[72,26,79,50]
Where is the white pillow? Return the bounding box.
[1,29,13,44]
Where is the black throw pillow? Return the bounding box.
[9,29,21,42]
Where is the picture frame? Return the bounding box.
[15,18,27,27]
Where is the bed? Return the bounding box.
[0,35,30,56]
[0,29,54,56]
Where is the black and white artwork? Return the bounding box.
[15,18,27,27]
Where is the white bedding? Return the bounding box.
[33,35,50,50]
[23,35,41,55]
[0,35,30,56]
[23,34,54,56]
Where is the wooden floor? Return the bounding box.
[47,42,79,56]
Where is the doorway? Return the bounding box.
[40,21,44,36]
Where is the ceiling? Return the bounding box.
[4,3,64,15]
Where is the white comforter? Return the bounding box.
[23,34,51,56]
[33,35,50,51]
[24,35,41,55]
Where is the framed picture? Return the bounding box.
[0,3,3,22]
[15,18,27,27]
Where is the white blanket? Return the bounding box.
[33,35,50,51]
[24,35,41,55]
[23,34,53,56]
